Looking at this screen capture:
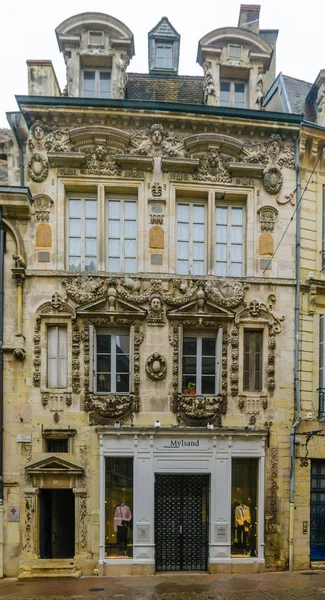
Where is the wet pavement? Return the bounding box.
[1,572,325,599]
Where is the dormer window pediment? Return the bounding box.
[148,17,180,74]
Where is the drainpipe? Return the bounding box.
[0,207,4,577]
[289,135,302,572]
[6,113,27,187]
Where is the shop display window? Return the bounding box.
[105,457,133,558]
[231,458,258,557]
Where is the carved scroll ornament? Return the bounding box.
[145,353,167,381]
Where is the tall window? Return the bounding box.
[216,206,243,276]
[243,330,263,392]
[220,80,246,108]
[155,45,173,69]
[96,330,130,394]
[322,187,325,271]
[47,326,68,389]
[177,203,205,275]
[319,315,325,417]
[68,198,97,272]
[108,199,137,273]
[182,331,222,395]
[105,457,133,559]
[231,458,258,557]
[83,70,111,98]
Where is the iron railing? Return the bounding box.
[318,388,325,419]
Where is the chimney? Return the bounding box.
[238,4,261,34]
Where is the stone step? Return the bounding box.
[310,562,325,570]
[18,563,81,579]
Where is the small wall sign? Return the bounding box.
[8,506,19,522]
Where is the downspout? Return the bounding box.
[7,113,26,187]
[289,134,302,572]
[0,207,4,577]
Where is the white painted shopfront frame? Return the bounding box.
[98,430,266,569]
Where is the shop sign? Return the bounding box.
[8,506,19,522]
[155,438,210,451]
[215,521,228,542]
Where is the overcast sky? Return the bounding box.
[1,0,324,127]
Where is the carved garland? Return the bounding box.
[83,318,144,425]
[23,495,34,555]
[169,321,228,426]
[231,296,284,397]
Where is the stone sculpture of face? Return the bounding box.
[151,127,163,147]
[33,124,45,141]
[151,296,161,313]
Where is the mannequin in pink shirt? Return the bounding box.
[114,502,132,552]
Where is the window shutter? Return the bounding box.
[243,331,250,390]
[216,327,223,394]
[58,327,68,388]
[48,327,58,388]
[88,324,95,392]
[254,331,262,392]
[323,187,325,271]
[320,315,325,390]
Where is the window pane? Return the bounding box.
[183,356,197,374]
[216,225,227,243]
[85,238,97,256]
[85,201,97,218]
[116,355,130,373]
[216,207,227,224]
[183,338,197,355]
[100,72,111,92]
[215,262,227,276]
[69,219,81,236]
[231,263,243,277]
[105,457,133,559]
[125,202,136,219]
[193,242,205,260]
[177,241,189,260]
[109,239,120,257]
[220,82,231,107]
[232,207,243,225]
[69,238,81,255]
[97,356,111,372]
[182,375,197,392]
[125,221,136,239]
[84,72,95,95]
[232,226,243,243]
[178,223,189,241]
[109,258,120,272]
[85,219,97,236]
[216,244,227,261]
[116,373,130,393]
[177,260,189,274]
[69,257,81,272]
[193,205,205,223]
[124,258,136,273]
[69,200,81,217]
[193,261,205,275]
[202,357,216,375]
[124,240,137,258]
[97,335,111,353]
[109,201,121,219]
[231,245,243,262]
[229,45,241,58]
[109,220,121,237]
[231,458,258,558]
[85,258,97,272]
[202,338,216,356]
[177,204,189,222]
[193,224,205,242]
[235,83,245,108]
[97,374,110,392]
[201,376,215,394]
[116,335,129,354]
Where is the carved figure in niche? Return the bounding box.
[196,283,206,313]
[29,121,47,152]
[63,51,78,97]
[255,70,264,108]
[116,54,130,96]
[203,61,216,103]
[148,292,165,326]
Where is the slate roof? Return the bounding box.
[126,73,204,104]
[282,75,312,115]
[148,17,180,39]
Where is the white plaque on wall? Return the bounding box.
[16,434,32,443]
[155,438,210,451]
[137,522,150,543]
[215,521,228,543]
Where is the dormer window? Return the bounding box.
[220,80,246,108]
[83,70,111,98]
[155,44,173,69]
[228,44,242,59]
[88,30,104,47]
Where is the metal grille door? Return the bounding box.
[155,474,209,571]
[311,461,325,560]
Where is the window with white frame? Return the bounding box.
[215,206,243,276]
[155,45,173,69]
[228,44,242,59]
[95,330,130,394]
[319,316,325,418]
[182,330,222,395]
[107,198,137,273]
[177,203,206,275]
[83,70,111,98]
[47,326,68,389]
[68,198,97,272]
[220,80,246,108]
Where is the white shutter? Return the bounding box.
[320,315,325,389]
[88,324,95,392]
[58,327,68,387]
[48,327,58,388]
[130,325,135,393]
[216,327,223,395]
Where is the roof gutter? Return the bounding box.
[15,95,303,125]
[6,113,29,187]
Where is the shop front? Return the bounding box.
[98,428,266,575]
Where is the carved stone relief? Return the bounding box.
[169,322,228,426]
[28,153,49,183]
[32,195,54,222]
[231,295,284,397]
[23,495,34,555]
[243,133,294,195]
[130,124,182,157]
[257,206,278,232]
[83,319,144,425]
[78,494,88,552]
[145,353,167,381]
[203,61,216,104]
[192,149,232,183]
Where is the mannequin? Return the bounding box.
[234,500,251,553]
[114,502,132,552]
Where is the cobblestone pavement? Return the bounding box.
[2,589,325,600]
